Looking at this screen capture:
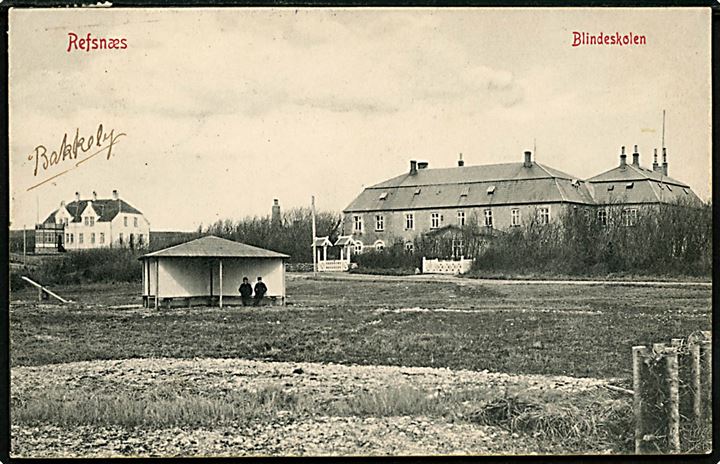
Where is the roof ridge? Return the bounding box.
[553,178,567,202]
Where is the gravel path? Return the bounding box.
[11,358,614,457]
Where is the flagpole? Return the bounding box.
[311,195,317,275]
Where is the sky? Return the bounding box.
[9,8,711,231]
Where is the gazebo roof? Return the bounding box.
[312,236,333,247]
[140,235,289,259]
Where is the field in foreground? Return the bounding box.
[9,274,711,456]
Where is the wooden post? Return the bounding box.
[311,195,317,275]
[219,259,223,308]
[666,351,680,453]
[632,346,648,454]
[633,344,681,454]
[155,258,159,309]
[698,340,711,426]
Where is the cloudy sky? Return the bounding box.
[9,8,711,231]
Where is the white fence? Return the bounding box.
[317,260,350,272]
[422,257,474,275]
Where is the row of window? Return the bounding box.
[598,208,638,227]
[354,207,551,232]
[79,216,140,227]
[65,232,144,245]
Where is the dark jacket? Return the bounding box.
[239,283,253,298]
[254,281,268,297]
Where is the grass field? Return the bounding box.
[11,274,710,377]
[9,273,712,456]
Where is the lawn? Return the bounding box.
[10,274,711,381]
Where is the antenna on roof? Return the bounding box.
[661,109,666,149]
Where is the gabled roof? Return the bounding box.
[345,162,594,213]
[312,236,334,247]
[334,236,356,246]
[43,199,143,224]
[140,235,289,259]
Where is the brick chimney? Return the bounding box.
[458,153,464,167]
[652,148,660,172]
[619,146,627,167]
[662,148,668,176]
[75,192,80,202]
[112,189,119,200]
[409,160,417,175]
[523,151,532,168]
[271,199,281,225]
[632,145,639,166]
[92,191,98,201]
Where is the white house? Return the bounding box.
[35,190,150,252]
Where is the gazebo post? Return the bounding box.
[323,245,327,261]
[219,259,223,308]
[155,257,159,309]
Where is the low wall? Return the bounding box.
[422,257,474,275]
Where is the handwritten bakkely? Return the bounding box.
[27,124,126,191]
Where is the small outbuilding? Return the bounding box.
[139,235,289,308]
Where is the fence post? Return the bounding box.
[633,344,681,454]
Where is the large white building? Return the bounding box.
[35,190,150,252]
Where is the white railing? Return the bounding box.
[317,260,350,272]
[422,257,474,275]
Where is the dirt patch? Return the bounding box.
[12,358,614,457]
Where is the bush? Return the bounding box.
[21,248,143,287]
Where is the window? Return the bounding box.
[84,217,89,226]
[138,234,144,245]
[457,210,466,227]
[374,240,385,251]
[414,188,421,195]
[597,209,608,226]
[405,213,414,230]
[626,182,634,189]
[378,192,388,200]
[353,215,363,233]
[486,186,496,194]
[134,217,138,227]
[375,215,384,231]
[405,242,414,252]
[430,212,441,229]
[124,216,128,227]
[69,233,74,244]
[460,186,469,197]
[622,208,638,227]
[607,185,614,191]
[66,233,70,243]
[511,208,521,227]
[90,233,96,244]
[99,233,105,244]
[538,207,550,225]
[452,238,464,258]
[354,241,363,253]
[79,233,84,244]
[119,233,124,245]
[484,209,493,228]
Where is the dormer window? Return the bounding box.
[487,186,496,194]
[378,192,388,200]
[626,182,634,189]
[414,188,421,195]
[607,185,614,191]
[460,186,469,197]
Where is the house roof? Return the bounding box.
[140,235,289,259]
[43,199,143,224]
[344,162,595,212]
[587,163,690,186]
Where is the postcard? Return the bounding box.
[7,6,712,458]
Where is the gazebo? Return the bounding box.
[139,235,289,308]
